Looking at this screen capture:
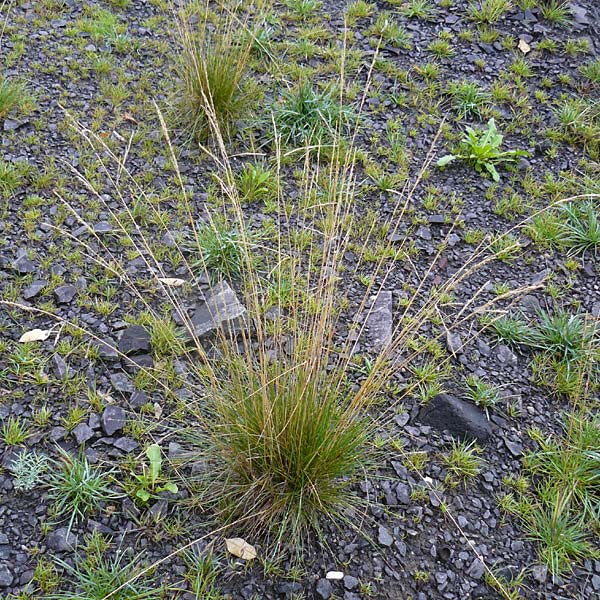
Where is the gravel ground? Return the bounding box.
[0,0,599,598]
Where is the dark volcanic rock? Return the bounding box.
[316,579,333,599]
[11,254,36,274]
[0,564,13,587]
[110,372,134,393]
[72,422,94,445]
[22,279,47,299]
[417,393,492,442]
[96,339,119,361]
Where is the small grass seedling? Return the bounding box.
[442,439,483,483]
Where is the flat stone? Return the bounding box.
[417,393,492,442]
[189,281,247,339]
[378,525,393,547]
[532,564,548,584]
[316,579,332,599]
[22,279,47,299]
[110,372,134,393]
[46,527,76,552]
[467,558,485,580]
[0,564,13,587]
[505,439,523,457]
[52,354,69,379]
[118,325,151,355]
[364,290,393,352]
[54,284,77,304]
[446,332,463,354]
[93,222,113,233]
[11,254,36,274]
[112,436,138,452]
[72,423,94,445]
[395,482,410,504]
[416,225,432,240]
[95,339,119,361]
[101,405,126,436]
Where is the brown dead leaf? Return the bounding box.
[122,112,138,124]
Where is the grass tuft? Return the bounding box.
[176,7,255,141]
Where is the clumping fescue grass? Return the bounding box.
[528,309,597,372]
[183,547,224,600]
[1,415,31,445]
[0,159,24,198]
[203,353,370,544]
[175,6,255,141]
[464,375,500,416]
[580,58,600,85]
[191,222,245,282]
[555,98,600,159]
[468,0,512,24]
[539,0,572,26]
[555,200,600,257]
[490,308,598,395]
[447,80,490,119]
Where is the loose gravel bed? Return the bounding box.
[1,0,599,598]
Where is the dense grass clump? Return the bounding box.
[49,546,158,600]
[502,414,600,575]
[206,354,369,543]
[0,76,23,119]
[48,450,122,532]
[176,12,254,141]
[273,82,349,147]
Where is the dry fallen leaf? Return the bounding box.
[19,328,52,343]
[158,277,186,287]
[122,112,138,124]
[225,537,257,560]
[518,39,531,54]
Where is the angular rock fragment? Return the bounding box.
[363,290,393,352]
[188,281,247,339]
[22,279,47,299]
[101,405,126,436]
[417,393,492,442]
[54,284,77,304]
[118,325,151,355]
